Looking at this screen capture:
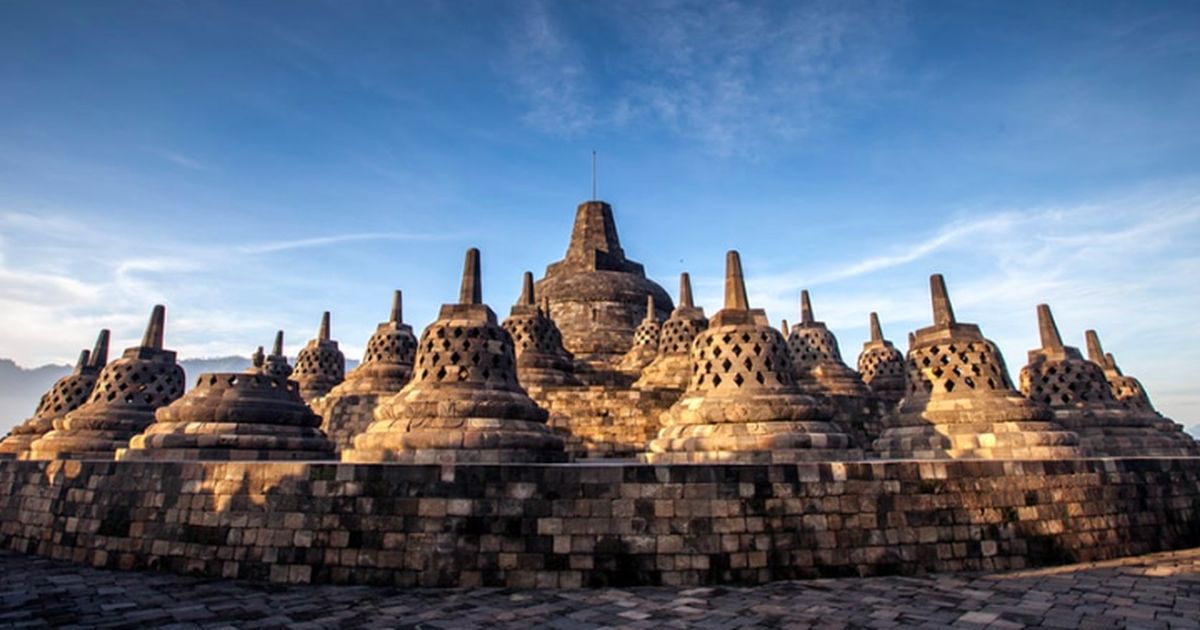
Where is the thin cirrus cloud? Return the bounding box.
[500,0,902,154]
[239,231,470,255]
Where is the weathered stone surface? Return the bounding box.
[1020,310,1198,457]
[618,295,661,374]
[535,201,672,368]
[0,457,1198,587]
[875,276,1084,460]
[646,252,860,463]
[501,272,580,388]
[536,385,677,458]
[316,292,417,453]
[635,272,708,393]
[343,249,566,463]
[25,306,185,460]
[857,312,906,405]
[290,313,345,403]
[117,372,335,461]
[0,330,109,457]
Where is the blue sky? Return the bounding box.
[1,1,1198,425]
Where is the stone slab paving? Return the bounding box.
[0,548,1198,629]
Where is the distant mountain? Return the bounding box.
[0,356,360,435]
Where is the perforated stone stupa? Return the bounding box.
[0,330,109,457]
[535,200,672,370]
[645,251,859,463]
[857,312,906,405]
[874,276,1083,459]
[314,292,418,452]
[26,306,186,460]
[117,371,335,461]
[1085,330,1157,413]
[248,331,293,380]
[1019,305,1198,456]
[343,248,566,463]
[618,295,661,374]
[635,273,709,393]
[501,272,580,389]
[787,291,871,399]
[291,312,345,402]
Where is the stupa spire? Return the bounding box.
[781,319,789,336]
[73,350,90,371]
[318,311,331,342]
[679,273,694,308]
[519,271,535,306]
[141,305,166,350]
[89,329,110,369]
[252,346,265,368]
[800,290,815,325]
[869,312,883,343]
[930,274,956,327]
[390,290,403,324]
[271,331,284,357]
[1085,330,1107,366]
[643,295,656,323]
[459,248,482,305]
[1036,304,1064,351]
[724,251,749,311]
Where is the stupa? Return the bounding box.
[0,330,110,457]
[618,295,661,374]
[290,312,345,402]
[501,272,580,389]
[317,291,419,452]
[1085,330,1155,412]
[873,276,1083,459]
[117,370,335,461]
[645,251,859,463]
[635,273,709,392]
[535,200,672,370]
[857,312,906,405]
[1019,305,1197,456]
[26,306,186,460]
[248,331,293,380]
[787,291,871,398]
[343,248,566,463]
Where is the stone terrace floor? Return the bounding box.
[1,549,1199,629]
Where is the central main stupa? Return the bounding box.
[536,200,672,369]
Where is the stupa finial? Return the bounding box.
[930,274,956,327]
[679,272,694,308]
[390,290,403,324]
[1036,304,1064,351]
[89,329,110,368]
[141,305,166,350]
[252,346,264,368]
[869,312,883,343]
[724,250,749,311]
[318,311,331,342]
[74,350,91,371]
[643,294,656,323]
[1085,329,1106,365]
[519,271,535,306]
[800,290,814,325]
[1105,352,1123,375]
[459,248,482,305]
[271,330,284,357]
[781,319,789,335]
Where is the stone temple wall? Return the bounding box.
[0,458,1197,588]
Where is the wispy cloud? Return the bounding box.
[144,147,206,171]
[239,231,469,254]
[502,1,595,136]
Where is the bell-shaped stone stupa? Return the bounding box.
[317,291,420,452]
[645,251,859,463]
[248,331,293,380]
[635,273,709,393]
[1019,305,1197,456]
[857,312,906,405]
[618,295,661,374]
[787,291,871,398]
[344,248,566,463]
[535,200,672,370]
[118,370,335,461]
[26,306,186,460]
[1085,330,1156,412]
[873,276,1083,459]
[290,312,345,402]
[0,330,110,457]
[502,272,580,389]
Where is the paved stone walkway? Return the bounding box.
[0,549,1198,629]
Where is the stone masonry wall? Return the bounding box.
[0,458,1198,588]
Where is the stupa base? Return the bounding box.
[116,448,335,462]
[341,448,569,464]
[641,448,863,464]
